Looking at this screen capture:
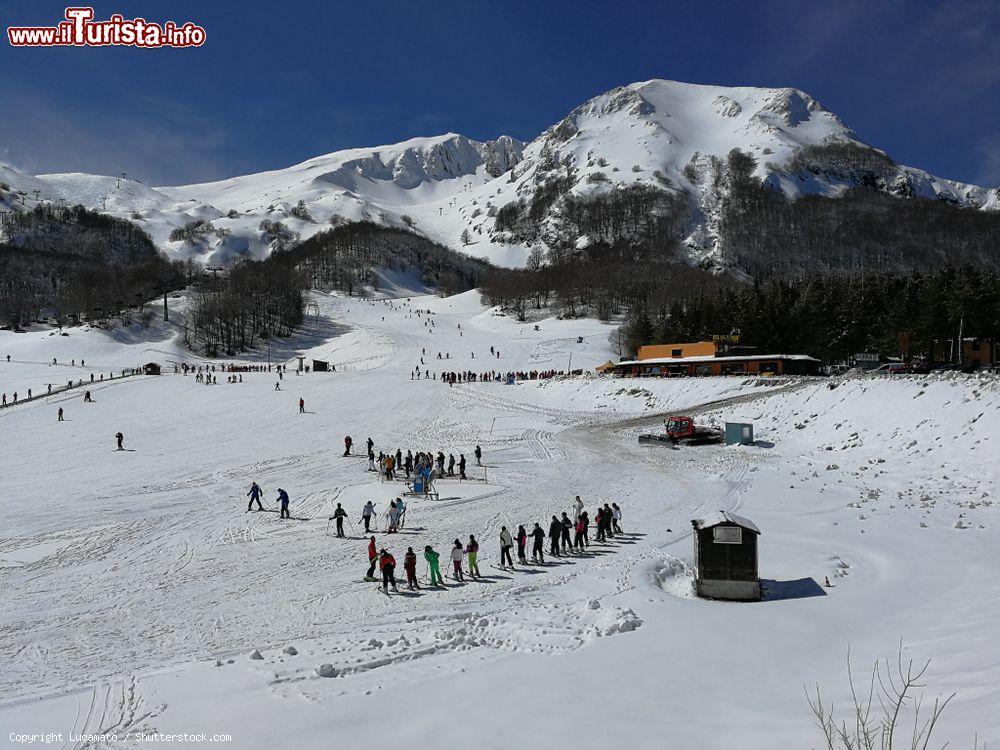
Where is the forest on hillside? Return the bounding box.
[184,222,487,355]
[0,204,185,327]
[481,146,1000,362]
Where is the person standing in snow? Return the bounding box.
[368,447,376,472]
[366,437,374,455]
[447,454,456,477]
[379,549,398,593]
[365,536,378,581]
[466,535,480,579]
[387,499,400,533]
[361,500,375,532]
[581,511,590,547]
[474,445,482,466]
[458,453,467,480]
[275,382,280,390]
[611,503,623,534]
[333,502,348,537]
[594,507,605,542]
[603,503,615,538]
[115,432,124,451]
[396,497,406,529]
[574,515,586,551]
[560,512,573,552]
[277,488,291,519]
[573,495,584,521]
[344,435,353,456]
[530,523,545,563]
[516,524,528,565]
[499,526,514,568]
[247,481,264,511]
[548,515,562,557]
[450,540,465,581]
[424,545,443,587]
[299,397,305,414]
[58,407,64,422]
[404,547,419,590]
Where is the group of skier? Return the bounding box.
[356,495,624,594]
[246,481,291,518]
[365,442,483,483]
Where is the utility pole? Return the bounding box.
[163,289,169,322]
[955,316,964,366]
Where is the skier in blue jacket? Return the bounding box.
[277,488,290,519]
[247,482,264,511]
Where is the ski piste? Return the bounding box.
[3,253,996,747]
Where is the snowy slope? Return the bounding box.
[0,293,997,749]
[3,80,997,267]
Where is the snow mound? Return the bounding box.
[652,557,695,599]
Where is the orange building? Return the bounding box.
[611,340,820,377]
[637,341,718,360]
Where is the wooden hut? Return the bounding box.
[691,512,761,601]
[312,359,330,372]
[143,362,161,375]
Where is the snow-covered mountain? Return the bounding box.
[1,80,996,268]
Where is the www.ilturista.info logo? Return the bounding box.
[7,7,206,48]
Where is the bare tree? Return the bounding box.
[806,642,969,750]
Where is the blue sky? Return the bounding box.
[1,0,998,187]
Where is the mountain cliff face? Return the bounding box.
[1,79,996,269]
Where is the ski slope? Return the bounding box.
[1,291,997,749]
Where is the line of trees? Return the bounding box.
[619,266,1000,363]
[187,259,306,356]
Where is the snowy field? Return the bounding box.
[1,291,997,749]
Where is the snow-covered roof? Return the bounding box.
[692,512,761,534]
[617,353,820,367]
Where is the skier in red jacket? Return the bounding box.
[379,549,398,593]
[365,536,377,581]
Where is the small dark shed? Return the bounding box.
[691,512,761,601]
[143,362,161,375]
[312,359,330,372]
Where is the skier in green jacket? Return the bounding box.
[424,545,444,587]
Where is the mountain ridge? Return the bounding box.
[1,79,996,269]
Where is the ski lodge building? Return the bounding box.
[608,340,820,377]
